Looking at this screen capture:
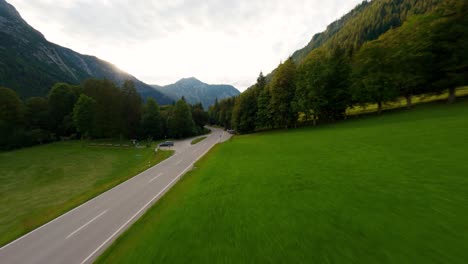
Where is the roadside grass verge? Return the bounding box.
[98,99,468,263]
[0,142,173,246]
[191,137,207,145]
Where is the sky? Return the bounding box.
[9,0,362,91]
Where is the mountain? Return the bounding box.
[265,0,444,82]
[0,0,172,104]
[152,77,240,108]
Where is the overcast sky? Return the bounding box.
[9,0,362,91]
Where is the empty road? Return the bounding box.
[0,127,231,264]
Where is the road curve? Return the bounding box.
[0,127,231,264]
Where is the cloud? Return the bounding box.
[8,0,362,91]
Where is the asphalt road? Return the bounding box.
[0,127,231,264]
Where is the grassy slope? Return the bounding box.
[0,142,173,246]
[99,99,468,263]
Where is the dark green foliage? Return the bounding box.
[141,98,162,140]
[191,103,209,133]
[159,106,172,139]
[23,97,52,144]
[376,16,435,107]
[296,48,352,122]
[1,78,209,150]
[82,79,123,138]
[24,97,49,130]
[429,0,468,103]
[256,72,267,91]
[169,98,196,139]
[0,87,51,149]
[73,94,96,138]
[0,86,23,125]
[121,80,142,138]
[231,87,258,133]
[256,86,272,129]
[208,98,220,125]
[0,87,23,149]
[208,97,236,129]
[269,59,297,128]
[231,72,272,133]
[352,40,399,114]
[255,72,273,129]
[48,83,80,136]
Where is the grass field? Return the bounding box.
[98,99,468,263]
[0,142,173,246]
[191,136,207,145]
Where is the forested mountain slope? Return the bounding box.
[0,0,172,104]
[291,0,443,64]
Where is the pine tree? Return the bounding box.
[121,80,142,138]
[170,98,195,138]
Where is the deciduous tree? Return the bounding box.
[269,58,297,128]
[141,98,162,139]
[73,94,96,138]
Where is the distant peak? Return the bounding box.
[177,77,203,84]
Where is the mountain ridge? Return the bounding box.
[0,0,172,104]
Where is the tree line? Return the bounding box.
[209,0,467,134]
[0,79,208,150]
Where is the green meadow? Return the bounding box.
[0,142,172,246]
[99,99,468,263]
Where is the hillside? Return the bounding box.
[152,77,240,108]
[265,0,443,80]
[99,100,468,263]
[0,0,172,104]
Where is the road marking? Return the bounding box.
[66,210,108,239]
[80,137,219,264]
[149,173,163,183]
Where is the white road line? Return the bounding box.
[149,173,163,183]
[80,138,219,264]
[66,210,108,239]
